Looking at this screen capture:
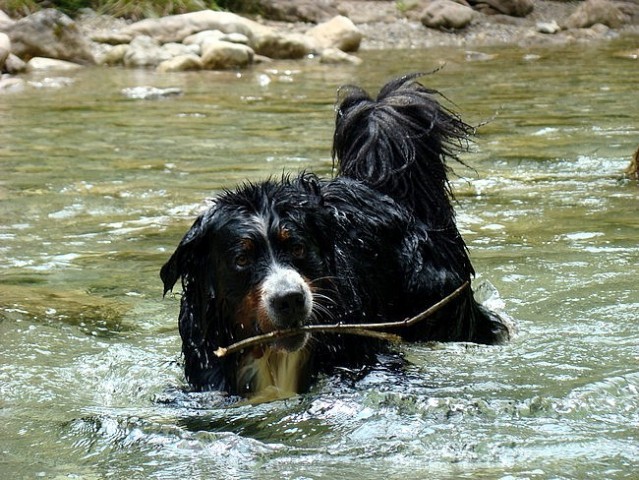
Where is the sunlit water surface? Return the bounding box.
[1,39,638,479]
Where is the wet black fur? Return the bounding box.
[161,74,510,394]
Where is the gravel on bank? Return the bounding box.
[262,0,639,50]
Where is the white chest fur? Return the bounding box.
[237,348,310,399]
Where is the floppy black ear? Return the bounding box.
[160,208,217,295]
[160,206,231,392]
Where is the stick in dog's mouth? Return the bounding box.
[214,281,470,358]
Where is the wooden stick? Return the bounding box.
[214,281,470,358]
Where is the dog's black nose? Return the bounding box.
[270,290,307,326]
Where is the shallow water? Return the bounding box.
[1,38,638,479]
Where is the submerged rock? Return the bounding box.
[0,75,25,92]
[319,47,362,65]
[121,86,183,100]
[626,146,639,180]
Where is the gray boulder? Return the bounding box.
[110,10,310,60]
[257,0,340,23]
[469,0,533,17]
[306,16,362,52]
[27,57,84,71]
[4,53,27,74]
[157,53,203,72]
[183,29,226,48]
[101,44,129,66]
[116,10,262,44]
[319,47,363,65]
[3,9,95,64]
[255,32,312,59]
[201,40,254,69]
[421,0,477,30]
[0,9,13,30]
[0,32,9,72]
[562,0,631,29]
[123,36,169,68]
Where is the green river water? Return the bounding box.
[1,39,638,479]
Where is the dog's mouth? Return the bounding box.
[271,332,310,352]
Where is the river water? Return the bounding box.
[1,38,638,479]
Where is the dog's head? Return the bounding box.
[161,174,333,359]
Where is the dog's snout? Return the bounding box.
[262,266,312,329]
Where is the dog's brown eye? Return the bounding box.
[291,243,306,259]
[235,254,251,268]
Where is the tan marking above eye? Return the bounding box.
[278,228,291,241]
[240,238,254,250]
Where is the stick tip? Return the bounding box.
[214,347,227,358]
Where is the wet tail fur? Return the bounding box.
[332,73,473,228]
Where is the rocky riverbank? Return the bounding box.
[1,0,638,84]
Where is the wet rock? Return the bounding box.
[257,0,340,23]
[612,49,639,60]
[200,40,254,69]
[90,31,133,45]
[469,0,534,17]
[0,9,14,29]
[319,47,363,64]
[465,50,497,61]
[123,35,171,68]
[626,146,639,180]
[307,15,362,52]
[3,53,27,74]
[340,0,400,23]
[28,76,75,88]
[183,29,225,48]
[0,75,25,92]
[101,44,129,66]
[162,42,200,58]
[117,10,267,45]
[421,0,477,30]
[255,32,312,59]
[220,32,251,45]
[0,32,8,72]
[157,53,203,72]
[121,86,183,100]
[28,57,84,71]
[536,20,560,34]
[111,10,309,60]
[3,9,95,65]
[562,0,630,29]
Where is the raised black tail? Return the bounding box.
[332,73,473,227]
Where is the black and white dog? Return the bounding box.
[161,74,511,397]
